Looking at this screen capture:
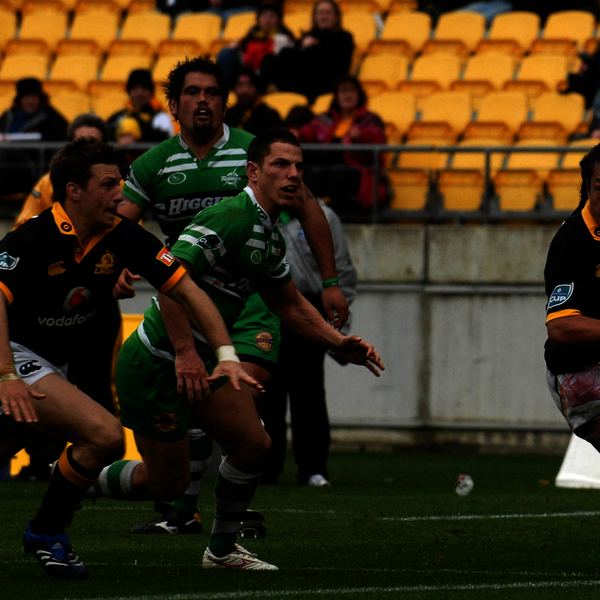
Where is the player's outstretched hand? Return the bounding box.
[335,335,385,377]
[0,378,45,423]
[175,346,211,402]
[208,361,265,394]
[113,268,141,299]
[322,285,349,330]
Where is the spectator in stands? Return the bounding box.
[296,75,388,217]
[217,2,295,90]
[0,78,68,204]
[285,105,315,138]
[260,199,357,487]
[268,0,354,103]
[106,69,174,146]
[224,68,283,134]
[562,44,600,111]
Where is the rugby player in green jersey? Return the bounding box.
[91,128,384,570]
[115,57,350,536]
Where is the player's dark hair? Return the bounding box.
[162,56,228,112]
[50,138,120,205]
[66,113,109,142]
[247,127,301,166]
[576,143,600,212]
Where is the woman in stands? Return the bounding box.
[296,75,388,217]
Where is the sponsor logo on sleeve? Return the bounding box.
[0,252,19,270]
[157,248,175,266]
[548,283,574,310]
[48,261,65,276]
[196,234,221,250]
[255,331,274,351]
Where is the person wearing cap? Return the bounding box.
[106,69,174,146]
[0,77,68,202]
[224,68,283,135]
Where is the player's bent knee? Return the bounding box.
[90,421,125,463]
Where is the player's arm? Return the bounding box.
[290,184,349,329]
[259,280,384,376]
[163,268,263,399]
[0,290,45,423]
[547,315,600,346]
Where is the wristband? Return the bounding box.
[0,372,20,383]
[322,278,340,289]
[215,345,240,363]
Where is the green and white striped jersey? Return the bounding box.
[139,187,291,354]
[123,125,253,247]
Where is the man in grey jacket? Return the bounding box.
[260,201,357,486]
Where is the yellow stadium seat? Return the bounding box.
[368,91,416,142]
[18,7,68,51]
[476,11,540,57]
[107,39,153,58]
[221,11,257,42]
[69,10,121,51]
[417,90,472,137]
[541,10,596,52]
[422,11,485,57]
[49,54,101,91]
[87,80,126,97]
[153,55,182,85]
[284,11,312,39]
[0,93,13,113]
[548,169,582,211]
[504,139,561,180]
[504,55,570,99]
[51,90,91,121]
[387,168,430,210]
[127,0,157,12]
[73,0,121,13]
[0,54,48,81]
[120,12,172,52]
[158,39,203,59]
[44,79,79,96]
[262,91,308,120]
[494,169,545,211]
[450,138,509,174]
[397,138,450,170]
[284,0,315,13]
[56,39,102,57]
[4,39,50,57]
[451,53,516,100]
[438,169,485,211]
[398,53,462,96]
[343,11,379,57]
[338,0,379,12]
[172,13,222,55]
[358,53,409,96]
[90,91,128,119]
[386,0,418,13]
[0,8,17,52]
[367,11,431,58]
[527,92,586,137]
[561,138,598,169]
[20,0,65,14]
[100,55,153,82]
[470,90,529,137]
[312,92,333,114]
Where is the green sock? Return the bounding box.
[88,459,141,500]
[209,458,261,557]
[171,429,213,517]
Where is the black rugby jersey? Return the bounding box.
[544,201,600,373]
[0,203,185,366]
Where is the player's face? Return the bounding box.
[587,162,600,223]
[170,72,225,142]
[250,142,304,212]
[79,163,123,230]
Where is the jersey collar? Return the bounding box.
[177,124,230,157]
[582,200,600,241]
[51,203,120,262]
[245,185,277,229]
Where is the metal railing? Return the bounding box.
[0,140,591,224]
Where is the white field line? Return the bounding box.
[67,579,600,600]
[87,505,600,521]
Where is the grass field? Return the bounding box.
[2,448,600,600]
